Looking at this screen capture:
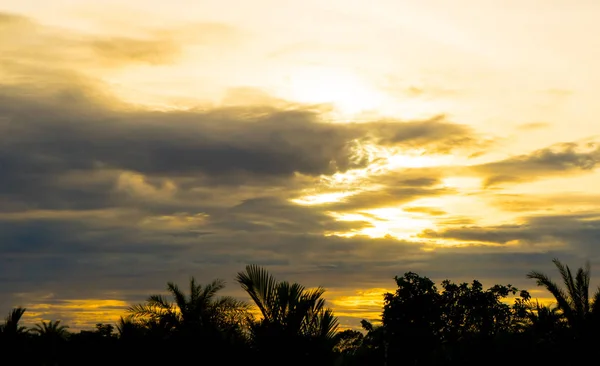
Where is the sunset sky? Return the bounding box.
[2,0,600,330]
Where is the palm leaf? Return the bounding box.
[552,259,579,312]
[201,279,226,302]
[591,287,600,316]
[237,265,278,321]
[526,270,574,324]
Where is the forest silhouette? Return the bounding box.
[1,259,598,365]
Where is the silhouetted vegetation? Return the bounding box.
[2,260,600,365]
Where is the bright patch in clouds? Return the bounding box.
[327,208,435,240]
[285,66,385,117]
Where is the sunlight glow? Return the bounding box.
[290,145,454,206]
[329,288,392,308]
[326,208,435,240]
[441,176,482,189]
[285,67,385,117]
[327,288,393,321]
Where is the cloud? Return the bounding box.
[116,172,177,200]
[489,192,600,212]
[0,11,240,71]
[402,206,447,216]
[473,142,600,187]
[0,74,484,215]
[90,36,181,66]
[365,115,488,153]
[323,186,454,212]
[517,122,551,130]
[419,212,600,254]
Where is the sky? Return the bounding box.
[2,0,600,330]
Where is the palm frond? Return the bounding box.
[167,282,187,314]
[190,276,200,303]
[575,262,591,315]
[146,294,174,310]
[31,320,69,338]
[526,270,574,323]
[317,308,339,339]
[3,307,28,334]
[237,265,278,321]
[552,259,578,310]
[591,287,600,316]
[201,279,226,302]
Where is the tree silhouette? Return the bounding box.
[382,272,441,365]
[524,300,565,344]
[116,316,146,339]
[382,272,529,365]
[128,277,250,340]
[333,329,365,366]
[0,307,30,361]
[527,258,600,334]
[31,320,69,338]
[30,320,70,365]
[236,264,339,365]
[0,307,28,336]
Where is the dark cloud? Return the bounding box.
[1,202,596,329]
[0,76,481,212]
[473,142,600,187]
[420,212,600,255]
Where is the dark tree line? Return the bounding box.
[1,260,599,365]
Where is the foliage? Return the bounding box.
[527,258,600,334]
[128,277,250,340]
[381,272,530,365]
[2,260,600,365]
[0,306,28,336]
[31,320,70,339]
[236,264,339,365]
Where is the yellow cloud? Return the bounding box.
[138,212,209,230]
[22,299,129,330]
[116,171,177,200]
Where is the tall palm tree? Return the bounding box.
[0,307,28,336]
[31,320,69,339]
[236,265,339,352]
[527,258,600,332]
[128,277,250,338]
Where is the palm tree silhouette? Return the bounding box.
[128,277,250,338]
[31,320,69,338]
[236,264,338,364]
[527,258,600,333]
[29,320,69,365]
[0,307,28,336]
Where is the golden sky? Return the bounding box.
[2,0,600,330]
